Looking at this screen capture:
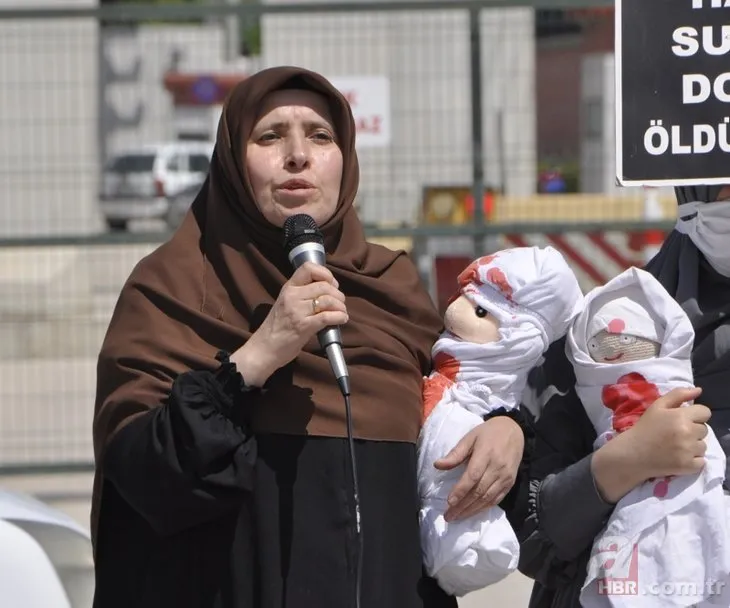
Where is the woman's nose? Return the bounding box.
[285,138,309,170]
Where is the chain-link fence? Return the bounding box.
[0,0,679,473]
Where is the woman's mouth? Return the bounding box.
[278,179,315,191]
[276,180,316,202]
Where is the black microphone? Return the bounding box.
[282,214,351,397]
[283,214,363,608]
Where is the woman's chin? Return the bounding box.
[275,189,318,205]
[275,202,332,226]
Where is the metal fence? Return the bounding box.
[0,0,676,474]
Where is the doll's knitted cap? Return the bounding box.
[587,295,662,343]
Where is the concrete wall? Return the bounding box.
[100,24,236,161]
[261,1,537,224]
[579,53,619,194]
[578,53,676,203]
[0,243,157,468]
[0,0,99,237]
[0,2,242,239]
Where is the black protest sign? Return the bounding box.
[616,0,730,186]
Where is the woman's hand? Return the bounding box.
[592,386,710,504]
[434,416,525,522]
[232,262,348,386]
[628,386,710,478]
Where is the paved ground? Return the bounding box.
[459,572,534,606]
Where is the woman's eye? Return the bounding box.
[475,306,487,318]
[312,131,334,142]
[258,132,278,143]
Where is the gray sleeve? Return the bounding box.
[518,454,615,586]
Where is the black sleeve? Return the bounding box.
[102,353,258,537]
[483,405,536,525]
[513,339,616,587]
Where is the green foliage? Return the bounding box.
[99,0,263,58]
[240,21,261,55]
[100,0,208,4]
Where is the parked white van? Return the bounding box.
[99,141,214,232]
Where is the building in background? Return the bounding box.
[0,2,648,238]
[259,0,538,224]
[0,0,99,237]
[534,8,615,193]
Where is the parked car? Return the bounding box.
[99,141,214,232]
[0,488,94,607]
[164,178,205,231]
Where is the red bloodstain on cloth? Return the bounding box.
[422,351,461,422]
[432,351,460,382]
[601,372,661,433]
[486,267,514,301]
[457,255,498,290]
[653,476,672,498]
[607,318,626,334]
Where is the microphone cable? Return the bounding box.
[343,390,363,608]
[282,214,362,607]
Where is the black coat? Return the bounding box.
[516,186,730,607]
[92,362,457,608]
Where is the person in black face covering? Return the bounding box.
[645,184,730,479]
[510,184,730,608]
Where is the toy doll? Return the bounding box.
[418,246,583,596]
[567,267,730,608]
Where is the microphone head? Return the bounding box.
[283,214,324,253]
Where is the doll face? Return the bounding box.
[587,330,660,364]
[444,294,500,344]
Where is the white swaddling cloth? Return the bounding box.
[568,267,730,608]
[417,246,583,597]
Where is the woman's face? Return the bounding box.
[245,89,344,228]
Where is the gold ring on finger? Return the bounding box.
[312,297,320,315]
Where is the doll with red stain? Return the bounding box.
[417,246,583,597]
[568,267,730,608]
[445,255,498,308]
[422,351,461,422]
[586,296,672,499]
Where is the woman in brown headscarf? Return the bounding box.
[91,66,527,607]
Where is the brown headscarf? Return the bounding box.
[91,66,443,542]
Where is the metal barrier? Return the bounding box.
[0,221,675,472]
[0,0,666,475]
[0,0,614,239]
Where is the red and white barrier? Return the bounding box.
[425,231,650,312]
